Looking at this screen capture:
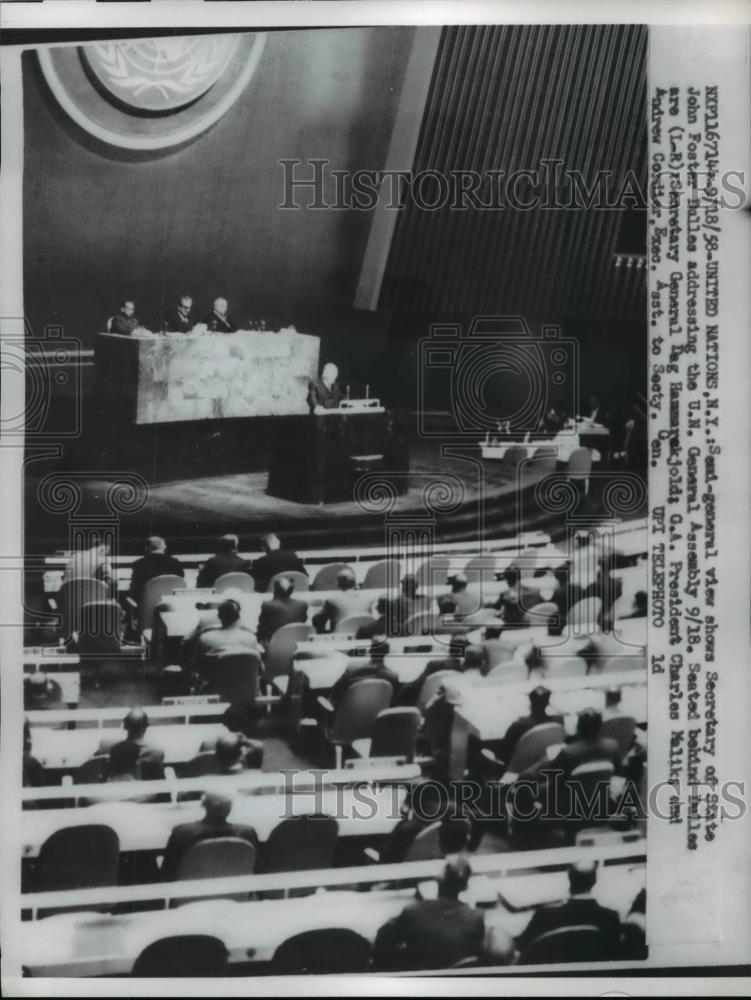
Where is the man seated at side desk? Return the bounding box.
[257,575,308,644]
[307,361,343,413]
[160,791,258,881]
[163,295,195,333]
[108,709,165,781]
[109,299,146,336]
[197,534,253,589]
[515,861,622,961]
[312,567,375,633]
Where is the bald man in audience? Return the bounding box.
[191,599,259,675]
[128,536,184,604]
[312,567,374,633]
[107,709,165,781]
[197,534,252,589]
[516,861,622,960]
[256,576,308,645]
[160,791,258,881]
[250,533,306,593]
[373,857,485,971]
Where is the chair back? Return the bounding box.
[35,824,120,892]
[77,600,123,654]
[506,721,567,774]
[56,577,109,639]
[268,570,309,593]
[311,562,353,591]
[335,613,376,637]
[74,754,110,785]
[272,929,371,974]
[403,820,443,862]
[543,656,587,680]
[140,574,187,634]
[601,714,637,758]
[483,637,516,668]
[369,707,422,761]
[214,572,254,594]
[262,815,339,874]
[328,678,394,745]
[363,559,401,591]
[487,661,528,683]
[182,751,222,777]
[265,622,313,681]
[522,601,559,629]
[175,836,256,881]
[132,935,228,977]
[567,596,602,630]
[405,611,440,638]
[567,760,616,820]
[567,447,593,478]
[463,555,497,586]
[600,654,647,674]
[416,554,451,589]
[210,652,261,705]
[532,446,557,471]
[416,669,458,714]
[519,924,604,965]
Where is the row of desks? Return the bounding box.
[20,850,646,975]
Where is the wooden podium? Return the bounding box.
[267,408,410,504]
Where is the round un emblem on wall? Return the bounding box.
[38,33,266,150]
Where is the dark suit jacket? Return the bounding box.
[438,588,479,618]
[356,616,388,640]
[374,897,485,971]
[161,817,258,881]
[110,312,140,336]
[108,738,165,781]
[495,584,539,626]
[516,895,622,959]
[128,552,185,601]
[163,308,194,333]
[330,662,399,708]
[203,311,237,333]
[257,594,308,644]
[307,378,343,412]
[498,711,565,764]
[398,657,463,706]
[549,735,621,776]
[196,552,253,589]
[313,590,375,632]
[249,549,306,593]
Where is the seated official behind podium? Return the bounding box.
[203,296,237,333]
[307,362,343,414]
[108,299,144,336]
[163,295,195,333]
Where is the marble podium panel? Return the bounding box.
[95,330,320,424]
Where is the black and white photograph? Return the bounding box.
[1,1,749,993]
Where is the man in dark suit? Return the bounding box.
[197,534,252,589]
[312,567,374,633]
[438,572,479,619]
[163,295,195,333]
[387,574,432,636]
[356,595,389,640]
[307,362,343,413]
[160,791,259,881]
[202,296,237,333]
[490,685,564,766]
[107,708,165,781]
[523,708,621,781]
[516,861,622,960]
[249,533,306,593]
[128,536,184,604]
[330,639,399,708]
[493,565,539,627]
[398,636,470,706]
[257,576,308,645]
[109,300,142,336]
[373,857,485,971]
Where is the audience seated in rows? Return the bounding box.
[249,533,306,593]
[312,568,374,633]
[196,535,252,589]
[160,791,258,881]
[128,536,184,604]
[108,708,165,781]
[373,857,487,970]
[257,576,308,645]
